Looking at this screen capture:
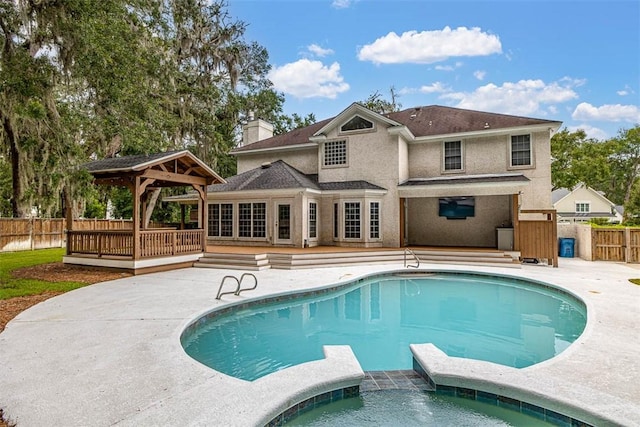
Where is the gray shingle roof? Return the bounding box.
[399,173,530,187]
[208,160,385,192]
[83,151,185,173]
[233,105,561,154]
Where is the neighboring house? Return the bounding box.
[552,183,623,223]
[175,103,561,249]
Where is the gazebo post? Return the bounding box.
[64,188,74,256]
[133,176,141,260]
[202,183,208,252]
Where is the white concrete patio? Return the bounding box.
[0,258,639,426]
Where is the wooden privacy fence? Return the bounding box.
[0,218,132,252]
[517,209,558,267]
[592,227,640,263]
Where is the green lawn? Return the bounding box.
[0,248,88,300]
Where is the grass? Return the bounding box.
[630,279,640,286]
[0,248,87,300]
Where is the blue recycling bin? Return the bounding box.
[558,238,575,258]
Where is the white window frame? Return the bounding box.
[208,203,234,238]
[344,201,361,239]
[443,140,464,172]
[340,115,374,133]
[323,139,348,168]
[308,201,318,240]
[509,134,534,169]
[238,202,267,239]
[369,201,381,240]
[575,201,590,213]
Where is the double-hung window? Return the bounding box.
[324,140,347,167]
[511,134,532,167]
[208,203,233,237]
[444,141,462,171]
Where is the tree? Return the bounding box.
[1,0,283,218]
[550,125,640,222]
[359,88,402,114]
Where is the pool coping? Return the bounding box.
[0,259,639,426]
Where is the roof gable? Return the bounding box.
[83,150,225,186]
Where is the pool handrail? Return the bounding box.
[215,273,258,299]
[404,248,420,268]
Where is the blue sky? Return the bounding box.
[228,0,639,140]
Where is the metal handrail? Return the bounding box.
[235,273,258,296]
[216,275,240,300]
[215,273,258,300]
[404,248,420,268]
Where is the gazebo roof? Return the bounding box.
[83,150,225,187]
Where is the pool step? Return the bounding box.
[194,249,520,270]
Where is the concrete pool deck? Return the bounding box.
[0,258,639,426]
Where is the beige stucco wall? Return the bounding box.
[557,222,592,260]
[554,187,614,214]
[317,125,401,247]
[406,195,512,247]
[236,148,318,174]
[406,130,552,210]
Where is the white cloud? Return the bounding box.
[435,61,463,71]
[357,26,502,65]
[331,0,352,9]
[268,59,350,99]
[419,82,449,94]
[473,70,486,80]
[307,44,334,57]
[617,85,635,96]
[440,79,579,116]
[567,124,609,140]
[572,102,640,123]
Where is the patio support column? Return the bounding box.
[512,193,520,251]
[64,187,73,256]
[133,176,141,260]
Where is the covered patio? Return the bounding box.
[63,151,225,274]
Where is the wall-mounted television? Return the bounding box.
[438,197,475,219]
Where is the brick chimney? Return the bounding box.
[242,111,274,146]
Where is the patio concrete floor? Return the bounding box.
[0,258,639,426]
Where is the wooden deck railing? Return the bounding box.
[67,229,204,259]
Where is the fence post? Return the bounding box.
[591,227,597,261]
[625,227,631,263]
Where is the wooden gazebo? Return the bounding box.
[64,151,224,273]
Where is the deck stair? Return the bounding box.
[195,248,520,270]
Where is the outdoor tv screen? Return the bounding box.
[438,197,475,219]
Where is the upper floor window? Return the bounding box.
[324,140,347,167]
[341,115,373,132]
[511,134,532,167]
[444,141,463,171]
[575,202,590,213]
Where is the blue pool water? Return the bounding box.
[182,272,587,381]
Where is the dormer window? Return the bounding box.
[341,115,373,132]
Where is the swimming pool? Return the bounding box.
[182,272,587,381]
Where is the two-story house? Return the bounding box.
[188,103,561,249]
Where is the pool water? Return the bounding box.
[285,390,557,426]
[182,272,586,381]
